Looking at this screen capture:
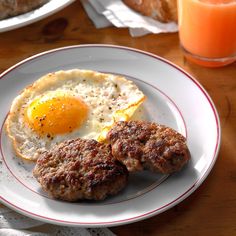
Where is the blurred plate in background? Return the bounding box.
[0,0,75,33]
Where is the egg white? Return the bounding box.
[5,69,145,161]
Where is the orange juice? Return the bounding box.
[178,0,236,67]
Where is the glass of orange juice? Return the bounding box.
[178,0,236,67]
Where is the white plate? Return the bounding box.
[0,0,75,33]
[0,45,220,227]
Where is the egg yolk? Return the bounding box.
[25,94,88,136]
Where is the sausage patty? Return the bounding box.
[33,138,128,201]
[106,121,190,174]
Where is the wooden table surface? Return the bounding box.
[0,1,235,235]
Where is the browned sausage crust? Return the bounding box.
[33,138,128,201]
[107,121,190,174]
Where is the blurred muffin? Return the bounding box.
[0,0,49,20]
[122,0,177,23]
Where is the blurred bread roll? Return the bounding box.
[122,0,177,23]
[0,0,49,20]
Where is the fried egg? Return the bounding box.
[5,69,145,161]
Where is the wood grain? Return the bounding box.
[0,1,236,235]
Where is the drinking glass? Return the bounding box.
[178,0,236,67]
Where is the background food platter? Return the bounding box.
[0,0,75,33]
[0,45,220,227]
